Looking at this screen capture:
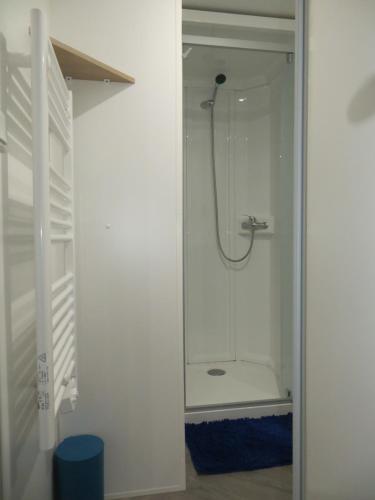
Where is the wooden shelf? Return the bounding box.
[51,38,135,84]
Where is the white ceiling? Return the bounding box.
[182,0,295,19]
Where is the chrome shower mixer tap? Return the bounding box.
[241,215,269,231]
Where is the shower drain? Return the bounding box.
[207,368,226,376]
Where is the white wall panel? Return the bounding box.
[232,85,273,365]
[184,87,234,363]
[306,1,375,498]
[51,0,185,497]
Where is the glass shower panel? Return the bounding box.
[183,45,294,408]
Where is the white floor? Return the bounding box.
[185,360,282,408]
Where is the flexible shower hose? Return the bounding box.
[210,103,255,263]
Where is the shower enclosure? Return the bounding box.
[183,43,294,409]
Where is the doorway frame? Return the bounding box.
[293,1,306,499]
[180,2,307,498]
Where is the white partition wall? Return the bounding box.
[305,1,375,499]
[50,0,186,497]
[2,1,185,497]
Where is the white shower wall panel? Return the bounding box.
[184,87,234,362]
[231,86,273,366]
[184,83,277,367]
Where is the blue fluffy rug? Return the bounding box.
[185,414,292,475]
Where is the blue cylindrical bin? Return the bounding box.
[54,435,104,500]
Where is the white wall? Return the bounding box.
[306,1,375,499]
[0,2,53,500]
[51,0,185,498]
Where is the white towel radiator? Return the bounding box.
[31,8,78,451]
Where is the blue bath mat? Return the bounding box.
[185,413,292,475]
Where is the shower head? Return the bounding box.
[215,73,226,85]
[200,74,227,110]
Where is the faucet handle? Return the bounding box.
[241,215,269,231]
[241,214,256,222]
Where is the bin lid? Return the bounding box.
[55,435,104,462]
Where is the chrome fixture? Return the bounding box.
[202,73,259,263]
[200,73,227,109]
[241,216,269,231]
[200,99,215,110]
[207,369,226,376]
